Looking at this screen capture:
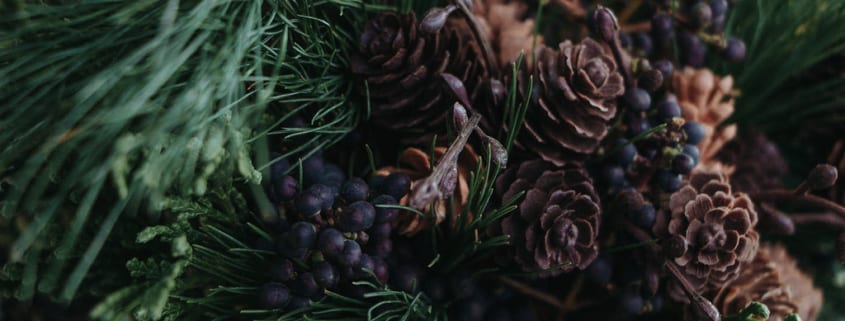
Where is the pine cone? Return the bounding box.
[654,170,760,301]
[515,39,624,166]
[472,0,543,67]
[374,146,479,235]
[493,160,601,275]
[350,12,490,144]
[673,67,737,170]
[715,131,788,194]
[706,244,822,321]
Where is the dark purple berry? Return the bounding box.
[371,194,399,223]
[380,173,411,200]
[340,178,369,202]
[312,261,339,289]
[624,87,651,111]
[632,32,653,56]
[618,290,645,315]
[320,164,346,190]
[710,0,728,16]
[356,230,370,244]
[369,238,392,258]
[338,201,376,232]
[288,222,317,249]
[368,222,392,241]
[657,170,683,192]
[683,121,706,144]
[657,97,682,120]
[721,38,746,62]
[339,240,362,267]
[604,165,627,188]
[268,259,296,282]
[371,257,389,283]
[651,13,674,42]
[293,272,320,297]
[308,184,335,210]
[653,59,674,80]
[614,139,637,166]
[259,282,290,308]
[679,32,707,67]
[683,144,701,166]
[301,154,325,186]
[295,191,322,217]
[270,154,291,181]
[690,2,712,29]
[585,255,613,286]
[625,112,652,136]
[317,228,345,258]
[635,204,657,229]
[354,254,375,279]
[638,69,664,93]
[672,153,695,174]
[391,265,424,293]
[287,296,310,310]
[273,175,298,202]
[276,240,308,260]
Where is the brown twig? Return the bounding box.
[499,276,569,311]
[751,189,845,219]
[790,211,845,228]
[617,0,643,25]
[620,21,651,33]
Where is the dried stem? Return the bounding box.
[790,211,845,228]
[408,113,481,209]
[499,276,569,310]
[751,189,845,219]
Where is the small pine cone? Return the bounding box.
[715,131,788,194]
[673,67,737,170]
[706,244,822,321]
[350,13,490,144]
[374,146,479,236]
[493,160,601,276]
[654,170,760,301]
[513,39,624,166]
[472,0,543,67]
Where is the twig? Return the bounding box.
[408,113,481,209]
[620,21,651,33]
[790,212,845,228]
[498,276,568,310]
[751,189,845,219]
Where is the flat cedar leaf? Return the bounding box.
[137,226,175,244]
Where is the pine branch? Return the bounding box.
[0,0,389,302]
[716,0,845,131]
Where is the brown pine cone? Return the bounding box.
[673,68,737,171]
[350,12,490,144]
[706,244,822,321]
[654,170,760,302]
[515,39,624,166]
[493,160,601,276]
[472,0,543,68]
[374,146,479,236]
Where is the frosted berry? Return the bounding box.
[683,121,706,144]
[340,178,369,202]
[338,201,376,232]
[259,282,290,308]
[318,228,345,258]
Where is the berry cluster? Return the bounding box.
[258,151,412,310]
[599,76,702,196]
[386,237,537,321]
[619,0,745,66]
